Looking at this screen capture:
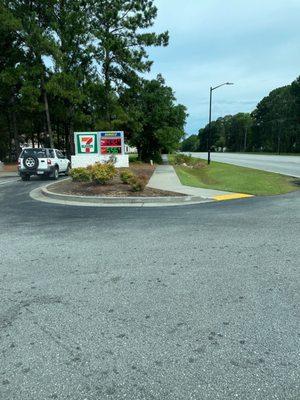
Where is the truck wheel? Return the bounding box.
[52,167,59,180]
[23,155,38,170]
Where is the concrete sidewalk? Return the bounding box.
[147,156,253,200]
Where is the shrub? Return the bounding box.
[151,152,163,164]
[90,162,116,185]
[129,154,139,163]
[70,167,92,182]
[119,169,135,184]
[129,174,148,192]
[173,153,193,165]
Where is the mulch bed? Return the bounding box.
[48,163,185,198]
[2,163,18,172]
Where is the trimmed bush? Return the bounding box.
[119,169,135,184]
[90,162,116,185]
[70,167,92,182]
[129,174,148,192]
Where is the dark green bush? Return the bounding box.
[70,167,92,182]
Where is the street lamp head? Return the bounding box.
[212,82,234,91]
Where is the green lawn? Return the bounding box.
[170,156,299,196]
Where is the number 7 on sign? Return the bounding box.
[82,136,93,153]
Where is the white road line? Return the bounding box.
[0,179,19,185]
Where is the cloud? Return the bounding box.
[146,0,300,134]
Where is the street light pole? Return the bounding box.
[207,82,234,165]
[208,87,213,165]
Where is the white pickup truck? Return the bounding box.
[18,148,70,181]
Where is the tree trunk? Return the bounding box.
[103,44,112,123]
[10,95,20,160]
[6,113,13,162]
[68,105,75,156]
[41,75,54,148]
[57,125,60,149]
[244,126,248,151]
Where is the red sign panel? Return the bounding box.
[101,138,122,147]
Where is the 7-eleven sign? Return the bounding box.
[76,133,98,154]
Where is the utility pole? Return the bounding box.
[208,87,213,165]
[244,126,248,151]
[207,82,234,165]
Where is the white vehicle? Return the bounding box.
[18,148,70,181]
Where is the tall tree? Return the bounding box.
[252,84,299,153]
[180,135,199,152]
[47,0,94,153]
[121,75,187,161]
[0,1,24,157]
[4,0,59,147]
[92,0,169,122]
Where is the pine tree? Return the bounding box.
[92,0,169,122]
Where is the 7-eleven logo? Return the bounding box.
[80,136,95,153]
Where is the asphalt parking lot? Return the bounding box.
[0,177,299,400]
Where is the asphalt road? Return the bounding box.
[1,177,300,400]
[188,153,300,177]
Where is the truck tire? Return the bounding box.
[23,155,38,170]
[52,167,59,180]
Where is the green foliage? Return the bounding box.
[155,127,184,153]
[1,0,299,160]
[70,163,117,184]
[0,0,180,161]
[119,169,135,184]
[251,84,300,153]
[128,154,138,163]
[90,163,117,185]
[70,167,92,182]
[180,135,199,152]
[129,174,148,192]
[199,113,253,152]
[92,0,169,97]
[120,75,188,161]
[198,77,300,154]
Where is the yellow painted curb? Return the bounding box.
[213,193,254,201]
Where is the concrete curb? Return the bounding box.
[213,193,254,201]
[32,181,211,207]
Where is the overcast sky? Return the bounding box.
[146,0,300,135]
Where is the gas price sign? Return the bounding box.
[100,131,124,155]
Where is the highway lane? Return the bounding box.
[187,152,300,177]
[0,179,299,400]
